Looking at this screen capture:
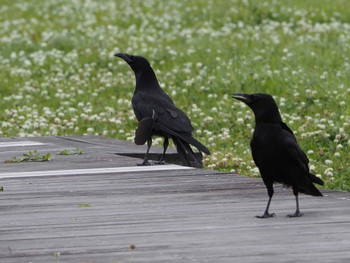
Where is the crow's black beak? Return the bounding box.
[232,93,251,104]
[114,52,132,63]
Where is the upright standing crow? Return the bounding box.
[232,93,324,218]
[115,53,210,167]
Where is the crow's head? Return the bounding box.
[232,93,281,123]
[114,53,150,72]
[232,93,275,106]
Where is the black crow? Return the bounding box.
[115,53,210,167]
[232,93,324,218]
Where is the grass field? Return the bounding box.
[0,0,349,191]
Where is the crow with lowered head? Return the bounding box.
[232,93,324,218]
[115,53,210,167]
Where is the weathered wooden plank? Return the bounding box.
[0,136,349,263]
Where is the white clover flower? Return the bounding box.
[237,118,244,124]
[204,157,210,163]
[153,137,163,145]
[324,168,333,177]
[23,59,32,67]
[2,122,12,128]
[126,136,134,141]
[171,89,177,97]
[211,107,218,113]
[250,167,260,176]
[66,122,74,128]
[320,71,328,80]
[87,127,94,133]
[325,159,333,165]
[309,164,316,172]
[10,52,17,59]
[208,164,217,170]
[203,116,214,123]
[205,130,213,136]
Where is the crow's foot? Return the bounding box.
[286,211,303,218]
[256,212,275,219]
[137,161,151,166]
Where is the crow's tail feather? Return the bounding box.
[172,137,191,167]
[299,183,323,197]
[172,137,203,168]
[181,134,210,155]
[308,172,324,186]
[298,174,323,197]
[154,123,210,155]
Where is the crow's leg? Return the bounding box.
[156,137,168,165]
[287,188,303,217]
[138,138,152,166]
[256,182,275,218]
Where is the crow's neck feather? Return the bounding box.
[135,68,160,91]
[253,106,282,124]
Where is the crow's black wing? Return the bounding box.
[132,92,209,154]
[280,121,312,169]
[282,130,308,170]
[280,121,294,135]
[153,122,210,155]
[251,123,303,171]
[282,129,324,186]
[132,92,194,133]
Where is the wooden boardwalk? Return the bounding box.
[0,136,349,263]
